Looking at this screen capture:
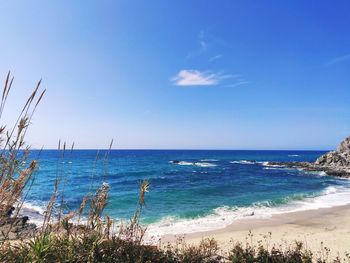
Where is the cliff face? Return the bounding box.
[315,136,350,168]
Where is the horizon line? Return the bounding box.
[28,148,331,151]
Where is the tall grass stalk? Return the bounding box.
[0,72,45,241]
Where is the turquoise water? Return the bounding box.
[25,150,350,236]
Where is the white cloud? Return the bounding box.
[208,54,222,62]
[171,70,230,86]
[326,53,350,66]
[224,81,249,88]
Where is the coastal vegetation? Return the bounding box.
[0,73,349,262]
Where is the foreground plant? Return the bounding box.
[0,72,45,241]
[0,72,154,261]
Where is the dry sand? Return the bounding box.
[161,205,350,260]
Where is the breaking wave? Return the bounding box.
[169,160,217,167]
[146,185,350,239]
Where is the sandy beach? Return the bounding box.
[162,205,350,260]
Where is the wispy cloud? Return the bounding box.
[171,70,233,86]
[199,40,208,51]
[224,81,250,88]
[208,54,222,62]
[178,29,247,87]
[326,53,350,66]
[187,29,228,62]
[187,30,210,59]
[171,69,245,87]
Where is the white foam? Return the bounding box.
[170,161,193,166]
[194,162,217,167]
[230,160,286,168]
[263,167,283,170]
[230,160,255,165]
[21,201,89,227]
[21,202,45,215]
[146,206,252,238]
[260,162,282,167]
[318,171,328,176]
[323,186,338,194]
[303,170,329,177]
[288,154,300,157]
[20,202,46,226]
[145,185,350,240]
[170,161,217,167]
[200,159,218,162]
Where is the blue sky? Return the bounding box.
[0,1,349,149]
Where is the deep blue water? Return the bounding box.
[25,150,350,235]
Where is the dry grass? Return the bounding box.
[0,71,150,246]
[0,71,45,240]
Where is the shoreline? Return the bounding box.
[161,204,350,259]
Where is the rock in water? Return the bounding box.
[315,136,350,168]
[263,136,350,178]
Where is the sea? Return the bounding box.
[22,150,350,239]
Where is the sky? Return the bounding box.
[0,0,350,150]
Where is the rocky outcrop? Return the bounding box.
[0,206,37,240]
[0,217,37,240]
[266,136,350,178]
[315,137,350,168]
[312,136,350,176]
[337,136,350,152]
